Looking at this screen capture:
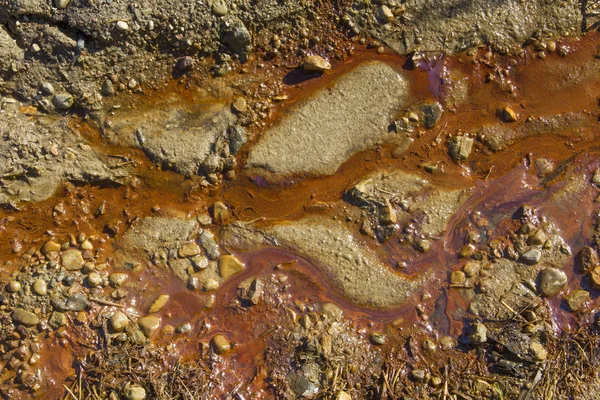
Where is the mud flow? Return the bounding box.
[2,2,600,399]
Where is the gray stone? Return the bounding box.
[116,21,130,32]
[101,79,115,96]
[221,18,252,61]
[109,273,128,288]
[421,102,443,128]
[198,230,220,260]
[520,248,542,265]
[448,136,473,161]
[411,369,426,381]
[40,82,55,95]
[52,93,74,110]
[288,372,320,397]
[228,125,247,155]
[538,268,567,297]
[302,55,331,71]
[12,309,39,327]
[66,294,89,311]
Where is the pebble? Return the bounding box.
[12,308,39,327]
[498,106,518,122]
[124,385,146,400]
[529,342,547,361]
[538,268,567,297]
[448,136,473,161]
[219,254,245,279]
[175,56,194,71]
[40,82,55,96]
[66,294,88,311]
[411,369,426,381]
[590,265,600,288]
[187,275,200,290]
[322,303,343,320]
[370,332,386,345]
[528,229,547,246]
[42,240,61,255]
[520,248,541,265]
[421,102,443,128]
[101,79,115,96]
[62,250,84,271]
[109,273,128,288]
[175,323,192,334]
[80,240,93,251]
[212,201,230,223]
[86,272,102,288]
[439,336,455,350]
[54,0,71,9]
[211,334,231,354]
[211,0,228,16]
[302,55,332,71]
[53,93,74,110]
[592,170,600,186]
[138,316,160,338]
[469,322,487,345]
[232,97,247,113]
[566,289,590,312]
[337,391,352,400]
[48,312,67,329]
[203,278,220,291]
[376,5,394,23]
[576,246,598,273]
[450,270,466,285]
[148,294,169,313]
[109,311,129,332]
[179,243,201,258]
[116,21,130,32]
[32,279,47,296]
[7,281,22,293]
[127,78,138,90]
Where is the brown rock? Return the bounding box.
[576,246,598,273]
[178,242,201,258]
[61,250,84,271]
[138,316,160,338]
[41,240,61,255]
[498,106,518,122]
[219,254,245,279]
[566,289,590,312]
[591,265,600,289]
[148,294,169,313]
[211,334,231,354]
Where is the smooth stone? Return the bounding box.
[538,268,567,297]
[520,248,542,265]
[566,289,590,312]
[101,79,115,96]
[219,255,245,279]
[32,279,47,296]
[54,0,71,8]
[211,0,228,16]
[450,270,466,285]
[232,97,247,113]
[80,240,93,251]
[530,342,547,361]
[498,106,518,122]
[370,332,386,345]
[203,278,220,291]
[124,385,146,400]
[211,334,231,354]
[376,5,394,23]
[303,55,331,71]
[7,281,22,293]
[590,265,600,288]
[40,82,55,95]
[179,243,201,258]
[148,294,169,313]
[138,316,160,337]
[41,240,61,255]
[109,273,128,288]
[86,272,102,288]
[61,250,84,271]
[52,93,74,110]
[66,294,88,311]
[411,369,426,381]
[212,201,230,223]
[116,21,130,32]
[12,308,39,326]
[109,311,129,332]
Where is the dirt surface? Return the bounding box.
[2,1,600,399]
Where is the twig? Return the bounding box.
[89,297,125,308]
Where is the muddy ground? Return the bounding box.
[2,0,600,399]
